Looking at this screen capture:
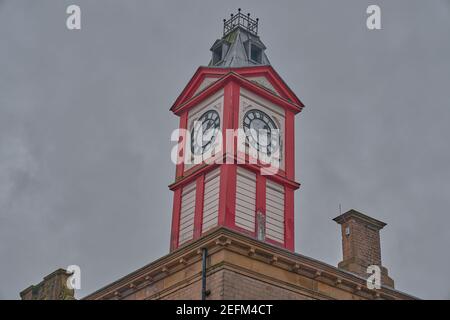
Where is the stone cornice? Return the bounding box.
[84,227,417,300]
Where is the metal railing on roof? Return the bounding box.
[223,9,259,36]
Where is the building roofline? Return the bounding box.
[83,227,418,300]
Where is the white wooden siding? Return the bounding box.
[202,168,220,233]
[179,181,196,245]
[235,168,256,232]
[266,180,285,243]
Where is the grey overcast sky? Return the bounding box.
[1,0,449,300]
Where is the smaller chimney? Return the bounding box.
[20,269,75,300]
[333,209,394,288]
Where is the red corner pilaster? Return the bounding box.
[170,188,182,251]
[218,166,227,226]
[218,164,236,228]
[224,164,237,228]
[285,110,295,180]
[256,174,266,230]
[231,82,241,156]
[219,82,239,228]
[193,175,205,238]
[222,82,234,155]
[231,82,240,128]
[284,187,295,251]
[175,112,188,179]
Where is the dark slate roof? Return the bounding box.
[208,27,271,68]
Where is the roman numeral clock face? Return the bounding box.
[191,110,220,156]
[243,109,279,156]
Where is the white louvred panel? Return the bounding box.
[202,168,221,233]
[179,181,196,245]
[235,167,256,232]
[266,179,285,243]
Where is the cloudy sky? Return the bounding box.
[1,0,449,299]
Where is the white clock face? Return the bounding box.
[243,109,279,155]
[191,110,220,155]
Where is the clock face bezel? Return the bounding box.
[243,109,280,156]
[190,109,221,156]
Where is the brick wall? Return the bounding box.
[155,269,312,300]
[221,269,311,300]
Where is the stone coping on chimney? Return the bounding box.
[333,209,387,230]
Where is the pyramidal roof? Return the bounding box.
[208,10,270,68]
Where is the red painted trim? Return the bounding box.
[173,75,227,115]
[236,75,301,113]
[218,165,229,226]
[256,174,266,233]
[233,66,303,106]
[243,73,291,102]
[170,188,182,251]
[225,164,237,228]
[233,224,256,238]
[171,68,203,109]
[265,68,303,106]
[171,68,214,109]
[171,66,227,110]
[193,174,205,239]
[235,150,288,178]
[265,238,285,248]
[255,173,266,245]
[172,153,299,191]
[171,66,304,112]
[232,71,286,98]
[173,73,302,116]
[175,112,188,179]
[231,82,241,153]
[217,83,234,227]
[169,162,225,191]
[171,67,226,109]
[185,74,223,102]
[222,82,234,155]
[222,83,240,229]
[183,163,214,181]
[284,187,295,251]
[239,161,300,190]
[285,110,295,180]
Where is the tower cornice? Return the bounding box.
[168,161,301,192]
[171,67,304,115]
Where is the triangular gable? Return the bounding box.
[234,66,303,106]
[170,67,224,112]
[171,71,303,116]
[170,66,304,113]
[192,76,221,97]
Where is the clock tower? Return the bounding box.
[169,10,304,252]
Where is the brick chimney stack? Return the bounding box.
[333,209,394,288]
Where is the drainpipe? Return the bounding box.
[201,248,208,300]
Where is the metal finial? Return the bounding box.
[238,8,241,13]
[231,13,233,17]
[247,13,251,17]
